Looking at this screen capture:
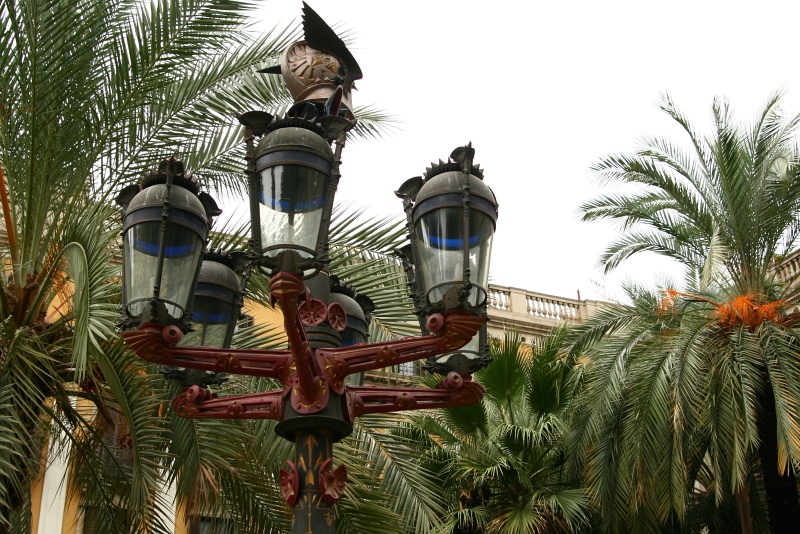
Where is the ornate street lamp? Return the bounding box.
[115,157,220,332]
[119,4,499,533]
[396,147,499,374]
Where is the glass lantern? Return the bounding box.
[250,121,335,272]
[410,148,498,311]
[180,252,241,348]
[118,161,210,330]
[395,146,499,375]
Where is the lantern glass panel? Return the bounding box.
[181,322,228,348]
[415,207,494,306]
[340,316,368,347]
[258,164,328,258]
[123,221,203,319]
[180,282,237,348]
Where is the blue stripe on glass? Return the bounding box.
[258,194,325,211]
[428,233,482,249]
[134,239,197,257]
[192,310,231,324]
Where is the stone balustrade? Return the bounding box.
[487,284,602,339]
[775,249,800,285]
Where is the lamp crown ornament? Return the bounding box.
[259,2,362,118]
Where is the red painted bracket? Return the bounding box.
[270,272,329,414]
[171,385,284,420]
[122,274,488,421]
[316,311,486,394]
[121,325,293,382]
[346,372,485,419]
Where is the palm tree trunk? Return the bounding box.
[757,385,800,532]
[734,485,753,534]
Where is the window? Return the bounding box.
[397,361,416,376]
[238,312,254,329]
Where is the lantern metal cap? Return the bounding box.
[197,252,241,294]
[115,157,197,212]
[330,277,375,323]
[407,145,499,219]
[414,169,498,214]
[254,121,334,174]
[123,182,208,224]
[115,157,217,223]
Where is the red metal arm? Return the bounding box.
[315,311,485,394]
[171,385,285,420]
[269,272,329,413]
[120,324,293,381]
[122,277,487,419]
[346,372,485,419]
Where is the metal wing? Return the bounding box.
[302,2,363,83]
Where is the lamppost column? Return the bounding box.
[291,429,335,534]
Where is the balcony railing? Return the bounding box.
[485,284,604,340]
[488,285,588,322]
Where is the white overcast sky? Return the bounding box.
[251,0,800,302]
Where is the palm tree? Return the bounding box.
[399,329,590,534]
[569,93,800,532]
[0,0,411,531]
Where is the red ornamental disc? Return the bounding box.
[161,324,183,345]
[425,313,445,334]
[327,302,347,332]
[186,385,203,402]
[298,298,327,326]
